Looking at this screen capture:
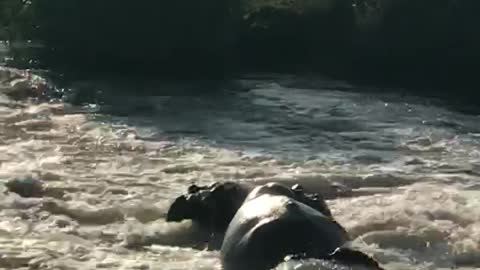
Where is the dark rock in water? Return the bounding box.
[404,157,426,166]
[0,66,55,100]
[5,177,44,198]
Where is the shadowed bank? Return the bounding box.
[1,0,480,96]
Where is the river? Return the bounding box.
[0,67,479,270]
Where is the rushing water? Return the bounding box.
[0,68,479,270]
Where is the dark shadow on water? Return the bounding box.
[54,74,480,163]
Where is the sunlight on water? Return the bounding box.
[0,67,479,269]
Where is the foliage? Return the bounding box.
[2,0,480,89]
[350,0,480,87]
[0,0,36,40]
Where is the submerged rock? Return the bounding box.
[5,177,44,198]
[0,66,52,100]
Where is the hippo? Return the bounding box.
[166,181,332,248]
[220,183,384,270]
[167,182,384,270]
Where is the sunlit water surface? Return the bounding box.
[0,70,479,270]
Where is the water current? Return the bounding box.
[0,66,479,270]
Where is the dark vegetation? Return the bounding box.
[1,0,480,94]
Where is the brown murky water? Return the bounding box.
[0,67,479,270]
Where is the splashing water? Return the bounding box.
[0,68,479,270]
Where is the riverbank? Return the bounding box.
[2,0,480,95]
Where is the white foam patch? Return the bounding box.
[121,219,211,249]
[330,183,480,268]
[1,70,480,269]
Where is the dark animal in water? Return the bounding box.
[220,183,383,270]
[167,182,384,269]
[166,181,332,246]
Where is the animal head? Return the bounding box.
[166,183,216,224]
[166,182,251,233]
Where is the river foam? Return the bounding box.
[0,68,479,269]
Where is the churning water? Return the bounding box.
[0,68,479,270]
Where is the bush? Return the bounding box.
[0,0,35,41]
[4,0,480,91]
[32,0,242,76]
[350,0,480,88]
